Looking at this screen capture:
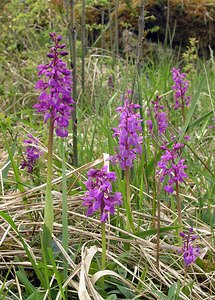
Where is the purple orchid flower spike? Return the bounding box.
[172,68,191,111]
[21,134,43,173]
[111,91,143,170]
[83,166,122,222]
[33,32,74,138]
[157,142,188,193]
[146,95,168,136]
[179,228,200,267]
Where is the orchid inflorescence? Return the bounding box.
[157,142,188,194]
[147,95,168,136]
[83,166,122,222]
[172,68,191,111]
[111,90,142,170]
[34,32,74,138]
[21,134,43,173]
[179,228,200,267]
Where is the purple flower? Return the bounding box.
[111,92,142,170]
[179,228,200,267]
[146,96,168,135]
[21,134,43,173]
[83,166,122,222]
[172,68,191,110]
[157,143,188,193]
[184,135,190,142]
[33,32,74,138]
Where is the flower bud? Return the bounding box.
[47,53,55,58]
[60,51,69,56]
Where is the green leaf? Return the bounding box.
[116,285,135,299]
[121,226,181,239]
[167,282,178,299]
[188,110,213,129]
[182,280,194,297]
[26,291,45,300]
[16,269,36,295]
[137,265,148,290]
[138,226,181,238]
[106,295,118,300]
[195,257,203,268]
[151,290,167,300]
[116,265,127,278]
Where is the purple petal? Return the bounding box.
[55,127,68,137]
[164,185,174,193]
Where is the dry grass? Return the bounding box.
[0,155,214,299]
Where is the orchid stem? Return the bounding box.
[101,222,106,270]
[181,97,186,125]
[125,167,134,232]
[184,266,188,285]
[61,139,68,280]
[176,181,183,245]
[156,196,161,269]
[42,117,54,258]
[101,221,106,288]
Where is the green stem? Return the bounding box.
[152,192,156,229]
[156,196,161,269]
[101,222,106,270]
[42,117,54,252]
[125,167,134,232]
[176,181,183,245]
[156,167,161,270]
[100,221,106,288]
[181,98,186,125]
[61,139,68,280]
[152,150,157,229]
[136,1,145,77]
[114,0,119,58]
[183,266,188,285]
[81,0,85,94]
[68,0,78,166]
